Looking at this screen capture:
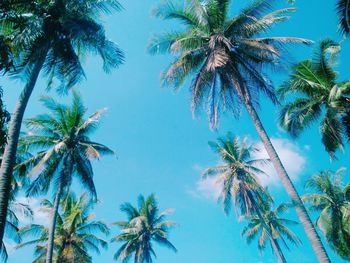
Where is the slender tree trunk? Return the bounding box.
[0,52,47,243]
[270,237,286,263]
[243,97,331,263]
[46,181,64,263]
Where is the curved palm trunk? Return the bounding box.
[243,97,330,263]
[270,237,286,263]
[46,181,64,263]
[0,52,47,243]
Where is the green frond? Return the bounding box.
[336,0,350,36]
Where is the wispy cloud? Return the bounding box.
[189,138,306,201]
[253,138,306,186]
[16,196,49,226]
[187,164,221,201]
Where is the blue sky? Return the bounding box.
[2,0,350,262]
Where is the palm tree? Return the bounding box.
[203,134,271,217]
[18,91,114,263]
[302,169,350,260]
[337,0,350,36]
[204,134,291,262]
[149,0,329,261]
[0,0,124,244]
[279,39,350,158]
[242,202,301,262]
[17,193,109,263]
[112,194,177,263]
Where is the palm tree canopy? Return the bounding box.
[17,91,114,200]
[203,134,271,216]
[149,0,311,128]
[302,169,350,260]
[0,87,10,152]
[279,39,350,157]
[112,194,177,263]
[0,0,124,92]
[337,0,350,36]
[0,35,13,72]
[17,193,109,263]
[242,202,301,253]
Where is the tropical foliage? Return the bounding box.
[337,0,350,36]
[0,0,124,244]
[279,39,350,157]
[149,0,310,127]
[303,169,350,260]
[0,176,32,261]
[0,0,349,262]
[0,87,10,153]
[0,36,13,73]
[203,134,270,216]
[17,193,109,263]
[112,194,177,263]
[242,202,301,261]
[149,1,329,261]
[18,91,113,262]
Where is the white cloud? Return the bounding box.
[192,176,222,200]
[189,138,307,200]
[252,138,306,187]
[187,164,221,201]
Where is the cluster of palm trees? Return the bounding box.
[0,0,349,262]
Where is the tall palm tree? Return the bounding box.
[205,135,291,262]
[203,134,271,217]
[17,193,109,263]
[149,0,328,261]
[303,169,350,260]
[279,39,350,158]
[112,194,177,263]
[0,0,124,244]
[242,202,301,262]
[18,91,114,263]
[337,0,350,36]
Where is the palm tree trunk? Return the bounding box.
[243,97,331,263]
[46,181,64,263]
[270,237,286,263]
[0,52,47,244]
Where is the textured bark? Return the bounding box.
[46,181,63,263]
[243,97,331,263]
[270,237,286,263]
[0,53,46,244]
